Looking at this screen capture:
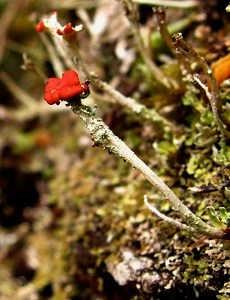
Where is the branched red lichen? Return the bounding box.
[44,70,90,105]
[57,23,74,35]
[35,12,83,42]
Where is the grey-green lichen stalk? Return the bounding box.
[71,102,225,239]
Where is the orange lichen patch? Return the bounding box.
[211,53,230,84]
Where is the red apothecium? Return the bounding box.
[44,70,90,105]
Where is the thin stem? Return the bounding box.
[0,103,68,122]
[133,0,198,8]
[120,0,174,88]
[71,103,225,239]
[132,24,172,88]
[20,53,47,83]
[153,7,195,88]
[150,16,191,51]
[144,195,195,233]
[173,33,230,140]
[52,37,76,71]
[191,74,230,139]
[40,34,65,77]
[0,71,68,121]
[0,71,35,107]
[0,0,26,63]
[76,9,96,37]
[37,10,177,133]
[153,8,177,57]
[69,45,175,131]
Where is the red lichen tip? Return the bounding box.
[64,23,74,34]
[56,28,63,35]
[35,21,45,33]
[44,70,90,105]
[56,23,74,35]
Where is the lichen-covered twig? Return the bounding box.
[153,7,200,82]
[153,8,177,57]
[144,195,196,233]
[35,11,229,239]
[36,12,175,132]
[173,33,230,140]
[39,33,65,77]
[153,7,230,140]
[67,40,174,132]
[71,47,174,129]
[71,102,226,239]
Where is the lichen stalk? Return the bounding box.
[37,11,176,132]
[69,45,174,131]
[144,196,196,233]
[154,8,176,57]
[71,102,225,239]
[173,33,230,140]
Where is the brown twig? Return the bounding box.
[0,0,31,63]
[120,0,175,88]
[173,33,230,140]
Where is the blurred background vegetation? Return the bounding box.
[0,0,230,299]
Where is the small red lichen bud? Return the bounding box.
[35,21,45,33]
[63,23,74,34]
[56,28,63,35]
